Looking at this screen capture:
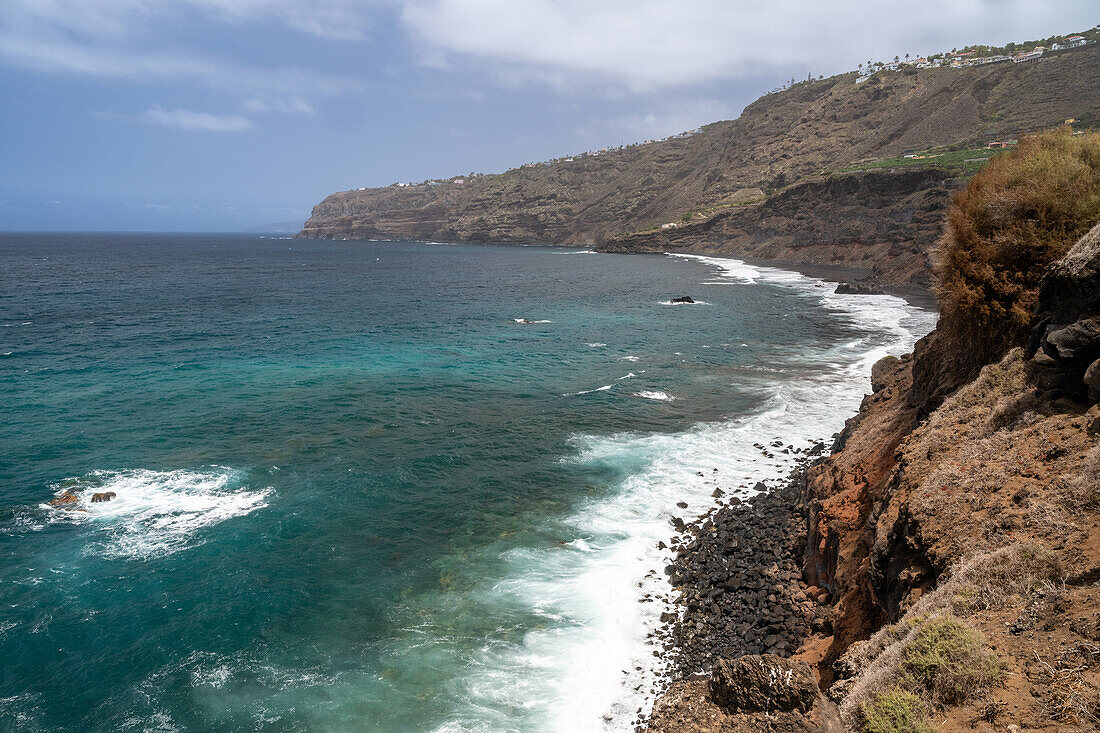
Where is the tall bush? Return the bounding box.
[934,127,1100,364]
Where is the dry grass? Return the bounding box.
[897,347,1094,563]
[934,127,1100,367]
[840,545,1062,727]
[907,348,1033,467]
[1054,445,1100,514]
[1033,643,1100,726]
[910,544,1062,617]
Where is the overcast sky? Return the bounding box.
[1,1,1095,231]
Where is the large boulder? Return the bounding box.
[1085,359,1100,403]
[1031,223,1100,400]
[1042,316,1100,361]
[90,491,116,503]
[649,666,844,733]
[48,492,84,511]
[710,654,818,713]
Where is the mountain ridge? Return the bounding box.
[299,43,1099,285]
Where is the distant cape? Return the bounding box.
[246,220,303,234]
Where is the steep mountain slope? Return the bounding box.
[300,45,1099,285]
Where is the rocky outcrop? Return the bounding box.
[1031,223,1100,400]
[798,353,922,674]
[648,655,844,733]
[48,491,80,509]
[709,655,818,713]
[90,491,116,503]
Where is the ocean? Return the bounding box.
[0,234,935,732]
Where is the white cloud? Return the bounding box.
[185,0,376,40]
[400,0,1099,91]
[579,98,740,141]
[243,96,315,113]
[0,0,377,41]
[0,32,360,96]
[141,106,255,131]
[0,0,365,100]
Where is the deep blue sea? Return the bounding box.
[0,234,934,732]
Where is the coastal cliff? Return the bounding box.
[300,44,1100,286]
[601,168,954,288]
[647,129,1100,732]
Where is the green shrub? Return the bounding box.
[861,688,936,733]
[901,617,1004,705]
[935,127,1100,367]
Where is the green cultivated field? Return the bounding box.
[838,146,1013,174]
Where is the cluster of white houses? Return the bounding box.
[857,34,1089,82]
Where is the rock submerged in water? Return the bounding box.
[834,281,884,295]
[47,489,115,509]
[669,296,695,304]
[48,491,88,512]
[49,491,79,508]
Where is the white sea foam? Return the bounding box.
[659,299,708,305]
[38,468,271,560]
[619,356,639,362]
[513,318,553,324]
[633,391,674,401]
[554,250,597,255]
[434,255,936,731]
[569,384,614,396]
[586,343,607,348]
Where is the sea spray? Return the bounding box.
[0,237,935,732]
[431,256,935,730]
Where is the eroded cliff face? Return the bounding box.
[647,225,1100,732]
[300,46,1100,288]
[603,168,954,287]
[798,224,1100,730]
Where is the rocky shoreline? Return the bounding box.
[636,441,844,731]
[641,211,1100,730]
[662,463,822,675]
[638,443,858,732]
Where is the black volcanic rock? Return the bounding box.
[834,281,884,295]
[1031,223,1100,400]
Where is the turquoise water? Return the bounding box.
[0,235,934,731]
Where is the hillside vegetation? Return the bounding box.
[936,127,1100,366]
[913,128,1100,407]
